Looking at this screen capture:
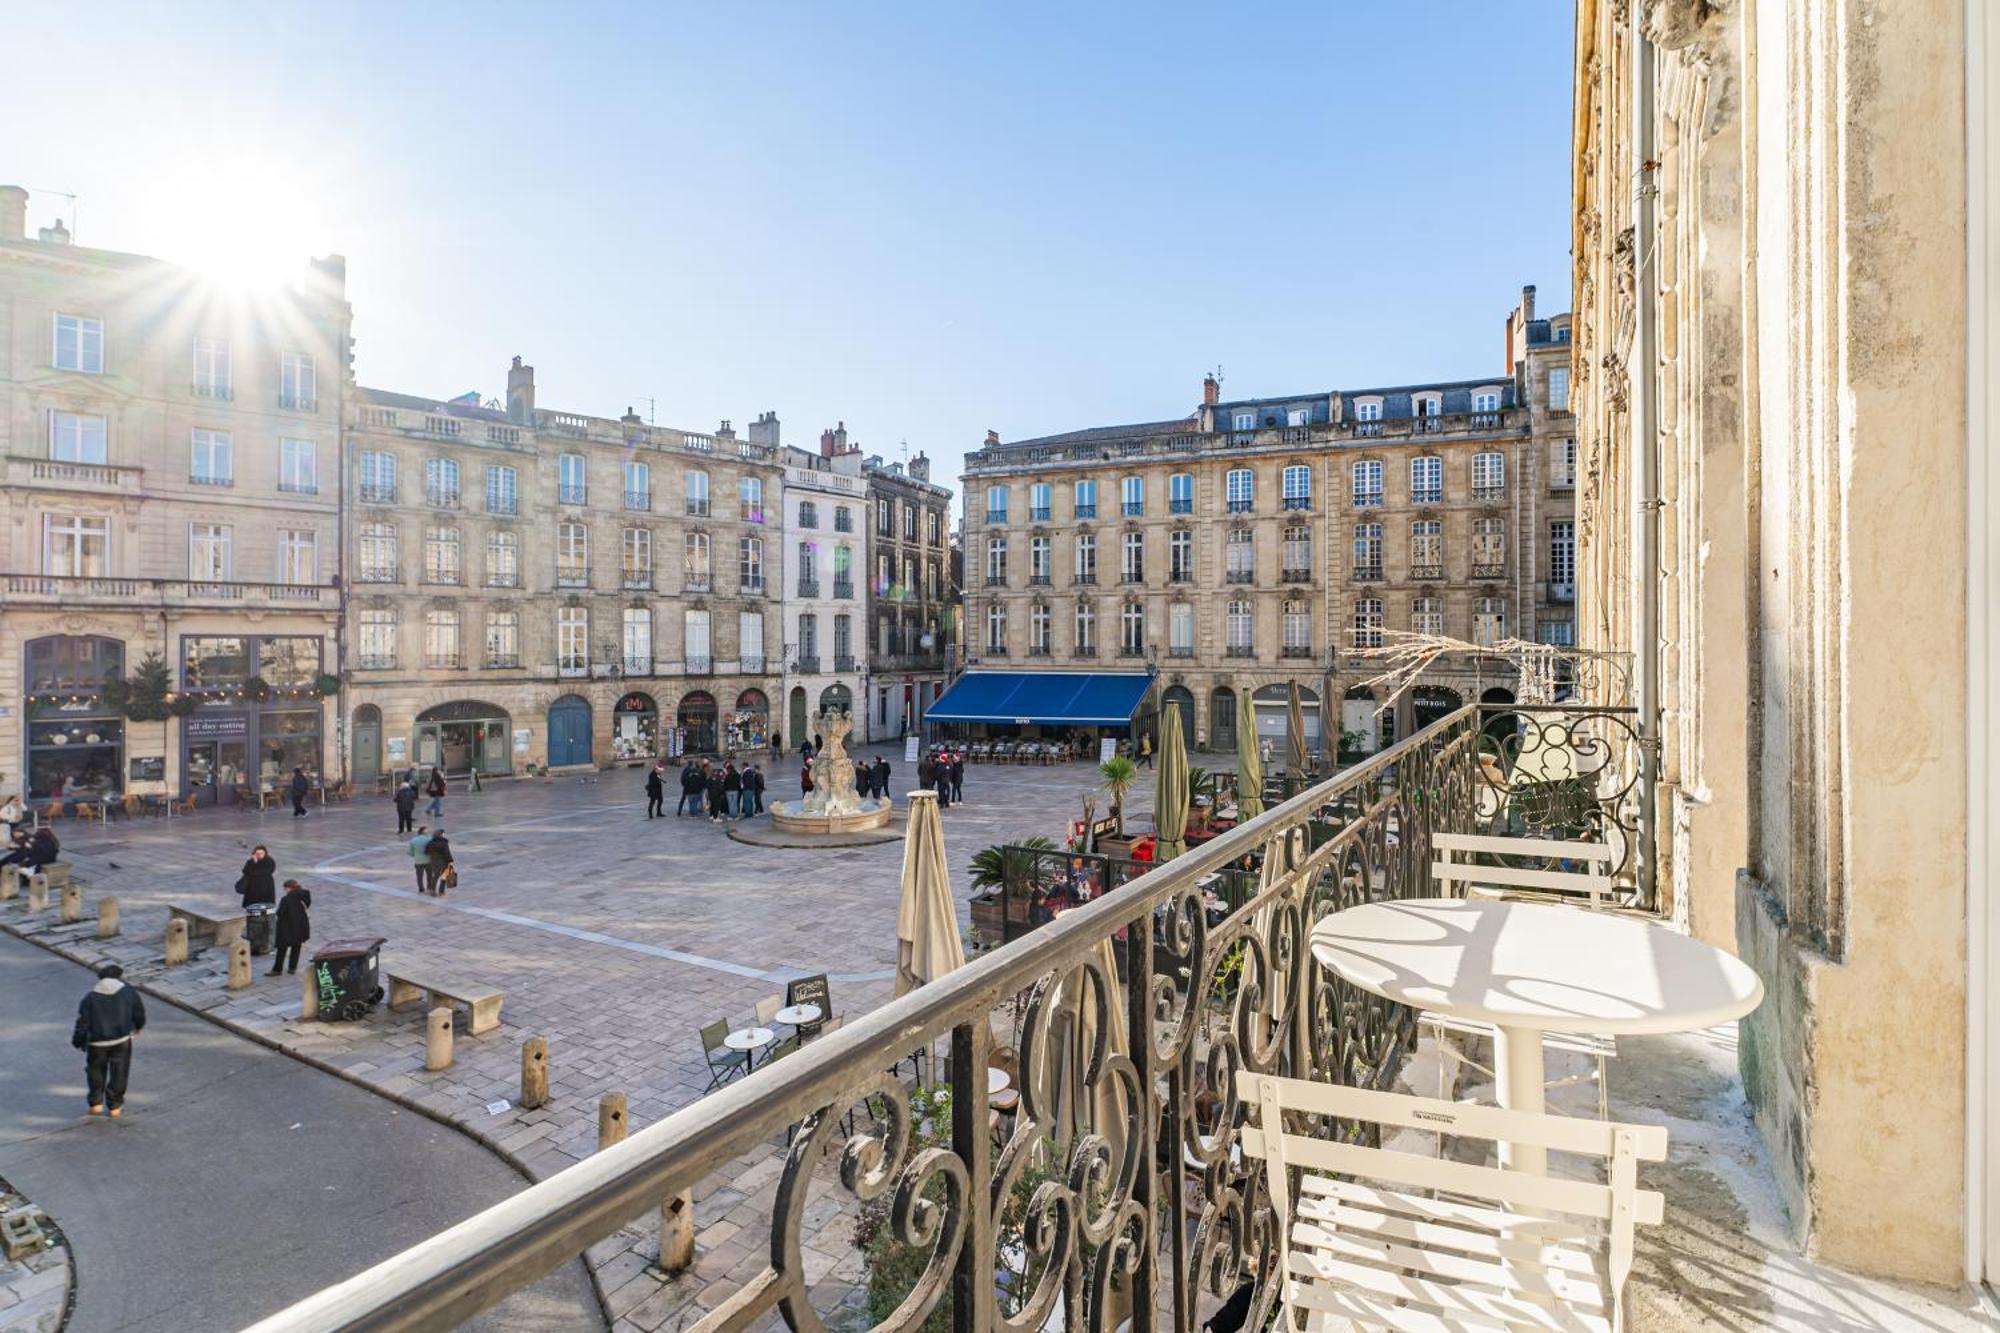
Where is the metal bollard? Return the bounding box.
[59,884,82,924]
[97,896,119,938]
[520,1037,549,1109]
[597,1092,629,1151]
[301,968,319,1020]
[227,938,252,991]
[425,1007,453,1071]
[164,917,189,966]
[660,1190,695,1273]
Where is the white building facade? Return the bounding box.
[778,432,868,747]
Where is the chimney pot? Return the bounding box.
[1202,374,1220,406]
[0,186,25,243]
[984,430,1000,446]
[506,356,536,424]
[1521,284,1536,322]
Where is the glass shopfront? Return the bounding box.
[677,691,718,756]
[727,689,770,752]
[613,693,659,762]
[415,701,512,777]
[178,634,327,802]
[24,636,126,805]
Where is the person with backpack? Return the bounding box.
[72,963,146,1118]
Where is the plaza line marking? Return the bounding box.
[310,804,897,985]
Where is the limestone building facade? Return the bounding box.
[778,430,869,747]
[958,291,1575,756]
[1571,0,1983,1287]
[342,361,786,779]
[0,186,347,809]
[862,449,953,739]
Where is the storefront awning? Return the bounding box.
[926,671,1153,727]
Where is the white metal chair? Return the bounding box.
[1428,832,1620,1119]
[1237,1071,1667,1333]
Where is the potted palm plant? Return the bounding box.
[1098,755,1139,846]
[968,836,1056,945]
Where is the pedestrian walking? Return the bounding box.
[676,761,699,817]
[1139,732,1154,770]
[949,753,965,804]
[290,766,311,817]
[769,730,782,763]
[393,779,418,834]
[409,824,434,894]
[72,963,145,1118]
[801,758,815,797]
[743,764,765,817]
[706,765,727,823]
[236,845,277,908]
[426,828,456,896]
[644,764,665,819]
[873,757,891,800]
[270,879,312,976]
[425,766,447,820]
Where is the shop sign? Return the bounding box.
[129,756,166,781]
[185,713,249,739]
[513,728,531,754]
[617,693,654,712]
[386,736,408,763]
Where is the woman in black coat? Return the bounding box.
[270,880,312,976]
[705,767,727,823]
[237,846,277,908]
[425,832,454,895]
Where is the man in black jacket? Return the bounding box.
[73,963,146,1117]
[644,764,665,819]
[393,779,418,834]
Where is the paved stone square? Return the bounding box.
[4,743,1156,1329]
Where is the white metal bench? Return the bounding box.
[385,968,504,1035]
[1238,1071,1667,1333]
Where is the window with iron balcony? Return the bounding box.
[1281,567,1311,583]
[799,578,821,597]
[1075,502,1097,519]
[834,654,856,673]
[1472,564,1506,579]
[1226,498,1254,514]
[833,579,854,599]
[1351,566,1384,582]
[1472,485,1506,502]
[560,484,586,505]
[1031,506,1052,522]
[1224,644,1256,658]
[625,490,650,512]
[1281,495,1312,511]
[1411,565,1444,580]
[1225,569,1256,584]
[1352,491,1382,508]
[426,488,459,509]
[361,482,395,503]
[1280,645,1314,659]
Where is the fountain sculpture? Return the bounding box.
[767,709,895,834]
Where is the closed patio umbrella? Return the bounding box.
[1287,680,1309,781]
[1236,689,1264,820]
[896,790,966,995]
[1154,704,1189,863]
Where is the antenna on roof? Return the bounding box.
[1211,365,1225,389]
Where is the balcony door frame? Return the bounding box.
[1969,0,2000,1288]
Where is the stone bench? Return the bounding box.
[385,968,503,1036]
[4,862,70,900]
[167,901,247,948]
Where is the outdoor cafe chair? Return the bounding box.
[1239,1070,1666,1333]
[700,1019,749,1090]
[754,995,783,1026]
[1425,831,1622,1119]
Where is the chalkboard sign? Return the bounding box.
[785,973,831,1029]
[128,756,165,782]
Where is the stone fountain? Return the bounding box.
[767,710,895,834]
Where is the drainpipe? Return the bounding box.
[1632,10,1662,910]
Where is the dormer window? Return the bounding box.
[1232,411,1256,431]
[1355,400,1383,422]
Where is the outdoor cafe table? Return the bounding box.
[1308,896,1764,1174]
[774,1003,822,1028]
[724,1026,776,1068]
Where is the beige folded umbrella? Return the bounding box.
[1154,704,1190,863]
[896,790,966,995]
[1287,681,1309,779]
[1236,688,1265,819]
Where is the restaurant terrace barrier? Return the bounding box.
[247,702,1649,1333]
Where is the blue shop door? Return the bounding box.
[547,696,593,767]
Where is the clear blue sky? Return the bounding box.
[4,3,1574,502]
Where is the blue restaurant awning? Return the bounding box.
[926,671,1153,727]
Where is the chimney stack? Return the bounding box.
[984,429,1000,446]
[909,451,930,482]
[38,219,69,245]
[820,426,837,458]
[506,356,536,424]
[1521,284,1537,322]
[620,406,643,425]
[1202,374,1220,406]
[0,186,25,243]
[748,411,781,448]
[716,420,736,440]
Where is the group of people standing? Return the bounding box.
[917,751,967,808]
[391,767,451,834]
[854,756,894,800]
[233,845,314,975]
[654,758,766,821]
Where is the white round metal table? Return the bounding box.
[724,1026,776,1068]
[1309,896,1764,1173]
[987,1067,1011,1095]
[774,1003,822,1028]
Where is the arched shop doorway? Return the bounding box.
[418,701,513,776]
[789,686,809,748]
[352,705,383,786]
[1210,687,1236,752]
[818,683,853,719]
[545,695,593,768]
[678,691,719,756]
[1341,686,1379,756]
[730,689,770,752]
[25,635,126,806]
[612,692,658,763]
[1412,686,1463,730]
[1480,686,1518,749]
[1161,686,1196,746]
[1251,684,1321,759]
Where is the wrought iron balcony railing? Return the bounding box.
[253,702,1649,1333]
